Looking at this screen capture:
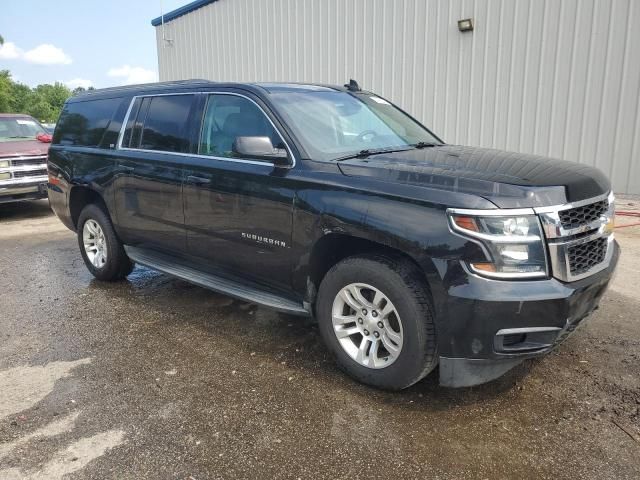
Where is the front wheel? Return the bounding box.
[316,254,438,390]
[77,204,133,281]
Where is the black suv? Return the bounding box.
[48,80,619,389]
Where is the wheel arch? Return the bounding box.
[68,186,108,229]
[305,232,436,310]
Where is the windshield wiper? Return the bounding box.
[333,147,413,162]
[412,141,440,149]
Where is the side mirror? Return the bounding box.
[232,136,289,165]
[36,133,52,143]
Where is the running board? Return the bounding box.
[125,246,309,316]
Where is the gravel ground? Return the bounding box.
[0,199,639,480]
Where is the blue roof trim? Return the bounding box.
[151,0,218,26]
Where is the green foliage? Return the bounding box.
[0,70,72,122]
[72,86,95,96]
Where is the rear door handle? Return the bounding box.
[187,175,211,185]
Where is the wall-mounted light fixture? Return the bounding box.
[458,18,474,32]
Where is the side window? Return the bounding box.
[123,95,194,153]
[53,97,122,147]
[199,94,282,158]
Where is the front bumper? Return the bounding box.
[0,176,49,204]
[437,240,620,387]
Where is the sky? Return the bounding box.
[0,0,187,88]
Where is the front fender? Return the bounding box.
[290,187,476,325]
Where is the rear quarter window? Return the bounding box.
[53,97,123,147]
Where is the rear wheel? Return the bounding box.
[316,254,437,390]
[77,204,133,281]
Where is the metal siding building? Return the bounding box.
[153,0,640,194]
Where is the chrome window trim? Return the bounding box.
[115,147,277,167]
[115,91,297,168]
[116,95,137,149]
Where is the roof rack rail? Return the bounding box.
[74,79,216,97]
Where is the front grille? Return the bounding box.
[12,169,47,178]
[559,199,608,230]
[10,156,47,167]
[537,193,614,282]
[568,237,607,276]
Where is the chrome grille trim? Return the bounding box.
[535,192,615,282]
[559,199,608,230]
[0,155,48,184]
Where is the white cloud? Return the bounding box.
[0,42,23,60]
[107,65,157,85]
[64,78,93,89]
[23,44,72,65]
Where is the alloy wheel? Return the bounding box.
[82,219,108,269]
[331,283,404,369]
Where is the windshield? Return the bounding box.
[0,117,47,142]
[269,91,441,161]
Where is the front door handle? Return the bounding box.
[187,175,211,185]
[120,165,135,172]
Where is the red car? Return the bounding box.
[0,113,52,204]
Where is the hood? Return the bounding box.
[337,145,611,208]
[0,139,49,158]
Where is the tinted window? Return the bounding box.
[54,97,122,147]
[136,95,193,153]
[199,94,282,157]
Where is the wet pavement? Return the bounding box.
[1,199,639,479]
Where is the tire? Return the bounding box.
[316,254,437,390]
[77,203,134,281]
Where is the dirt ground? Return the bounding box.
[0,198,639,480]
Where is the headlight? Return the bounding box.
[448,211,548,279]
[0,160,9,168]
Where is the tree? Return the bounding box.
[0,70,12,113]
[26,97,54,122]
[9,82,31,113]
[72,86,96,96]
[0,34,4,45]
[0,70,72,122]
